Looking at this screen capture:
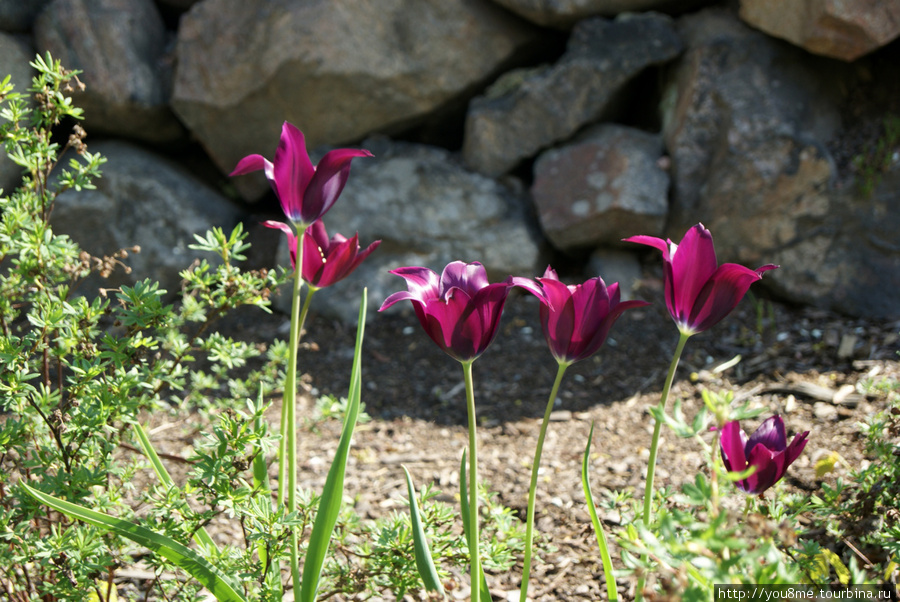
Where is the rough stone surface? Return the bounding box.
[531,124,669,251]
[462,13,682,177]
[0,33,34,195]
[172,0,541,201]
[269,137,546,322]
[33,0,183,143]
[739,0,900,62]
[662,8,900,318]
[490,0,714,28]
[0,0,52,32]
[50,140,243,296]
[587,248,644,301]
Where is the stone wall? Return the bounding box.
[1,0,898,320]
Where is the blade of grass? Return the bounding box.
[582,422,619,601]
[402,466,445,596]
[132,422,219,553]
[298,288,367,602]
[21,483,246,602]
[459,450,491,602]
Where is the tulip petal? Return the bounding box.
[622,235,671,259]
[230,154,271,177]
[785,430,810,467]
[745,415,787,454]
[670,224,719,327]
[745,443,780,494]
[388,266,441,303]
[441,261,490,298]
[303,148,373,224]
[273,122,316,222]
[719,421,749,475]
[687,263,776,333]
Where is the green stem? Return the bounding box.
[520,361,569,602]
[278,287,314,505]
[279,227,307,597]
[462,360,481,602]
[637,330,689,602]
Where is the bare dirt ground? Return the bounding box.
[162,270,899,601]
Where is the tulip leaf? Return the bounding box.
[723,465,757,482]
[459,449,491,602]
[132,421,218,553]
[402,466,445,596]
[581,422,619,602]
[19,483,246,602]
[299,288,367,602]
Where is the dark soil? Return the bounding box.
[175,272,900,601]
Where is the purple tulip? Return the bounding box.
[263,220,380,290]
[231,121,372,227]
[379,261,547,363]
[624,223,778,336]
[719,416,809,495]
[530,266,649,365]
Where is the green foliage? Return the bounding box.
[852,113,900,198]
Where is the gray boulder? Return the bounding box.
[662,8,900,318]
[490,0,714,28]
[51,140,243,296]
[531,123,669,251]
[463,13,682,177]
[171,0,542,201]
[739,0,900,62]
[33,0,183,144]
[0,0,51,32]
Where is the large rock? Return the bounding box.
[33,0,183,144]
[739,0,900,62]
[51,140,243,295]
[0,33,34,195]
[531,124,669,251]
[0,0,51,32]
[662,9,900,318]
[490,0,713,28]
[268,137,545,322]
[462,13,682,177]
[171,0,541,201]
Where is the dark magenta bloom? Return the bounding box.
[531,266,649,365]
[379,261,547,363]
[624,223,778,336]
[263,220,380,290]
[231,121,372,226]
[719,416,809,495]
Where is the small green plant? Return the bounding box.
[852,113,900,198]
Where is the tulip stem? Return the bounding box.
[279,225,307,596]
[636,330,689,602]
[519,361,569,602]
[278,287,315,504]
[462,360,482,602]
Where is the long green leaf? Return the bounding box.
[299,288,367,602]
[132,422,218,552]
[20,483,246,602]
[459,450,491,601]
[581,422,618,601]
[402,466,445,596]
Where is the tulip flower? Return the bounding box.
[230,121,372,227]
[720,416,809,495]
[623,223,779,589]
[379,261,547,363]
[380,261,547,602]
[263,220,380,291]
[516,266,648,602]
[624,223,778,336]
[533,266,649,365]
